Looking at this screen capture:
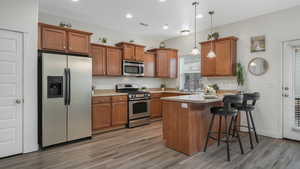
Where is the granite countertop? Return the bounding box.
[92,91,128,97]
[160,94,223,104]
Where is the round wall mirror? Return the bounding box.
[248,57,269,76]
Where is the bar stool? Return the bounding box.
[232,92,260,149]
[203,94,244,161]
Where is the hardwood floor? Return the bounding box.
[1,121,300,169]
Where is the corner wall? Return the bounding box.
[164,6,300,138]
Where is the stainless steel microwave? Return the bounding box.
[123,60,144,77]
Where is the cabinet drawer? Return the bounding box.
[151,93,162,98]
[112,95,128,103]
[92,96,111,104]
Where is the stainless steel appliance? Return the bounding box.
[116,84,150,128]
[123,60,144,77]
[38,52,92,148]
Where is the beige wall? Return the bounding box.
[0,0,39,153]
[164,6,300,138]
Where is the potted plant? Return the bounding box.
[236,63,245,92]
[160,84,166,91]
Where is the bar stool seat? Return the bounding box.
[211,107,238,115]
[203,94,244,162]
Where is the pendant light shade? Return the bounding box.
[207,11,216,58]
[207,50,216,58]
[191,1,200,56]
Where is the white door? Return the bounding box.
[283,40,300,140]
[0,29,23,158]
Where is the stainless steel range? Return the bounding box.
[116,84,151,128]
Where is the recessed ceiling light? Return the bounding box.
[163,25,169,30]
[196,14,203,19]
[126,13,133,19]
[72,0,79,2]
[159,0,167,2]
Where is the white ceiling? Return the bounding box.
[39,0,300,40]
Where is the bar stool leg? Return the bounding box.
[246,111,254,149]
[233,115,244,154]
[228,116,233,137]
[224,115,230,161]
[218,116,222,146]
[204,114,215,152]
[249,111,259,143]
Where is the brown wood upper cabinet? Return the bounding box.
[147,48,178,78]
[39,23,92,55]
[116,42,145,62]
[91,44,122,76]
[144,52,156,77]
[200,36,237,77]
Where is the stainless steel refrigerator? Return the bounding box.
[38,52,92,148]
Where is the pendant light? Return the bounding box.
[191,1,200,56]
[207,11,216,58]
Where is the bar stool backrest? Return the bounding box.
[223,94,243,112]
[243,92,260,107]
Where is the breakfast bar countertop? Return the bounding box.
[160,94,222,104]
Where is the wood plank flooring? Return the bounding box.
[1,121,300,169]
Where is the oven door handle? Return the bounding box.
[129,100,150,104]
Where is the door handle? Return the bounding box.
[283,94,289,97]
[16,99,22,104]
[283,87,289,91]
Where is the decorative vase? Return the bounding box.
[159,42,166,48]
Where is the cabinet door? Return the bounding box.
[68,32,90,54]
[215,40,234,76]
[150,99,162,118]
[91,45,106,76]
[201,43,216,76]
[107,48,122,76]
[92,103,111,130]
[112,102,128,126]
[156,50,169,77]
[135,46,145,62]
[144,53,155,77]
[123,45,135,60]
[42,27,66,52]
[169,50,178,78]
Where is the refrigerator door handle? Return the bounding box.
[64,68,68,105]
[67,68,71,105]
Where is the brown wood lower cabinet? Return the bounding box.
[92,96,128,131]
[92,103,112,130]
[112,102,128,126]
[150,98,162,118]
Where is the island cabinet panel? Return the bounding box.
[144,52,156,77]
[91,44,106,76]
[106,47,122,76]
[42,27,67,52]
[68,31,90,54]
[92,103,112,130]
[200,36,237,77]
[39,23,92,55]
[162,101,233,156]
[111,102,128,126]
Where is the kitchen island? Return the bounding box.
[161,95,234,156]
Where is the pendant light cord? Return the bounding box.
[209,11,214,51]
[193,1,198,49]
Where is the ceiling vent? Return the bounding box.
[139,22,149,27]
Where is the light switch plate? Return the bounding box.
[181,103,188,109]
